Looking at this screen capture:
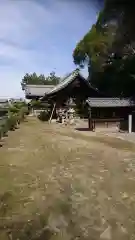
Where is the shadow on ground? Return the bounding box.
[75,127,90,131]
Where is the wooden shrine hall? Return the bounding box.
[86,97,135,132]
[40,69,102,103]
[39,69,103,122]
[23,69,135,132]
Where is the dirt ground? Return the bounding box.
[0,117,135,239]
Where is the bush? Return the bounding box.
[7,114,17,131]
[2,123,8,136]
[19,109,24,121]
[18,106,29,120]
[9,103,29,116]
[0,127,3,140]
[8,106,29,125]
[38,111,50,121]
[18,109,25,122]
[9,106,19,114]
[0,120,9,137]
[0,105,29,141]
[22,106,29,115]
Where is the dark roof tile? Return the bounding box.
[86,98,135,107]
[24,85,55,97]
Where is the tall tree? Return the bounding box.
[73,5,135,97]
[21,73,45,89]
[21,72,60,90]
[45,71,61,85]
[73,20,116,74]
[96,0,135,51]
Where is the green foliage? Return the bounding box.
[0,109,8,117]
[30,100,51,111]
[99,0,135,46]
[90,54,135,97]
[30,100,41,109]
[7,114,17,131]
[21,72,61,89]
[21,73,45,87]
[0,127,3,139]
[38,111,50,121]
[0,103,29,140]
[73,23,114,72]
[45,71,60,85]
[13,101,27,108]
[73,3,135,97]
[9,101,28,114]
[0,115,8,138]
[18,106,29,120]
[1,122,8,136]
[8,106,19,114]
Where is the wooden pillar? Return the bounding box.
[49,103,56,123]
[128,114,132,133]
[88,107,92,130]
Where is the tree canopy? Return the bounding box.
[100,0,135,43]
[21,72,61,90]
[73,24,109,71]
[95,0,135,52]
[73,21,117,72]
[73,1,135,97]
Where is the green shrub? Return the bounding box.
[9,103,29,116]
[9,106,19,114]
[0,122,8,136]
[18,108,25,121]
[7,114,17,131]
[0,105,29,140]
[38,111,50,121]
[17,106,29,121]
[0,126,4,139]
[22,106,29,115]
[25,108,29,115]
[8,105,29,124]
[0,104,29,138]
[0,127,2,139]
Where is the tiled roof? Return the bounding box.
[86,98,135,107]
[42,69,97,98]
[24,85,55,97]
[44,70,80,96]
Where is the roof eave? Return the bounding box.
[86,97,135,108]
[41,71,100,100]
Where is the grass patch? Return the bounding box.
[0,118,134,239]
[52,129,135,152]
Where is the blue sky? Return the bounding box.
[0,0,98,98]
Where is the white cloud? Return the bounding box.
[0,0,56,45]
[0,0,97,97]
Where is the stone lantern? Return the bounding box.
[66,98,75,124]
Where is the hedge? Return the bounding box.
[0,106,29,140]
